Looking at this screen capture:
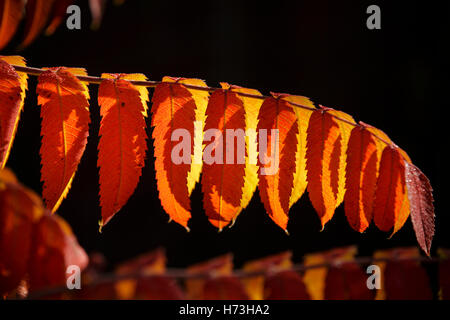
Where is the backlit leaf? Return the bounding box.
[37,67,90,212]
[97,73,148,227]
[0,56,27,168]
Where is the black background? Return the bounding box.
[1,0,448,269]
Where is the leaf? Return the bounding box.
[128,275,184,300]
[28,213,89,293]
[224,84,263,226]
[20,0,55,49]
[203,276,249,300]
[380,248,432,299]
[405,162,435,256]
[0,0,25,49]
[364,125,412,236]
[264,270,310,300]
[373,146,407,232]
[373,247,420,300]
[115,248,166,299]
[45,0,74,35]
[151,77,208,229]
[242,251,292,299]
[202,83,261,230]
[326,109,356,207]
[324,262,374,300]
[186,254,233,299]
[97,73,148,227]
[344,124,379,232]
[0,56,28,169]
[201,85,245,229]
[302,246,357,300]
[281,95,315,209]
[257,93,314,231]
[306,107,342,228]
[0,168,43,296]
[37,67,90,212]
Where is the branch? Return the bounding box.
[25,255,441,299]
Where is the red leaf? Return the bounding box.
[383,259,432,299]
[0,169,43,296]
[264,270,310,300]
[306,108,341,228]
[28,214,88,293]
[37,67,90,212]
[325,263,374,300]
[373,146,407,232]
[344,125,378,232]
[203,276,249,300]
[186,254,233,299]
[405,162,435,256]
[97,73,148,227]
[131,276,184,300]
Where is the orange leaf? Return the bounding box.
[326,109,356,207]
[20,0,55,48]
[0,56,27,169]
[306,108,342,228]
[151,77,208,229]
[344,125,378,232]
[373,146,407,232]
[0,0,25,49]
[37,67,90,212]
[257,93,314,231]
[97,73,148,227]
[242,251,292,300]
[201,85,246,230]
[222,84,263,225]
[303,246,357,300]
[115,248,166,299]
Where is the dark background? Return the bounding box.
[1,0,448,269]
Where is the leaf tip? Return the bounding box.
[98,220,104,233]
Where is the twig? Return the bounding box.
[25,255,442,299]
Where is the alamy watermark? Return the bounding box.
[366,264,381,290]
[366,5,381,30]
[171,121,280,175]
[66,265,81,290]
